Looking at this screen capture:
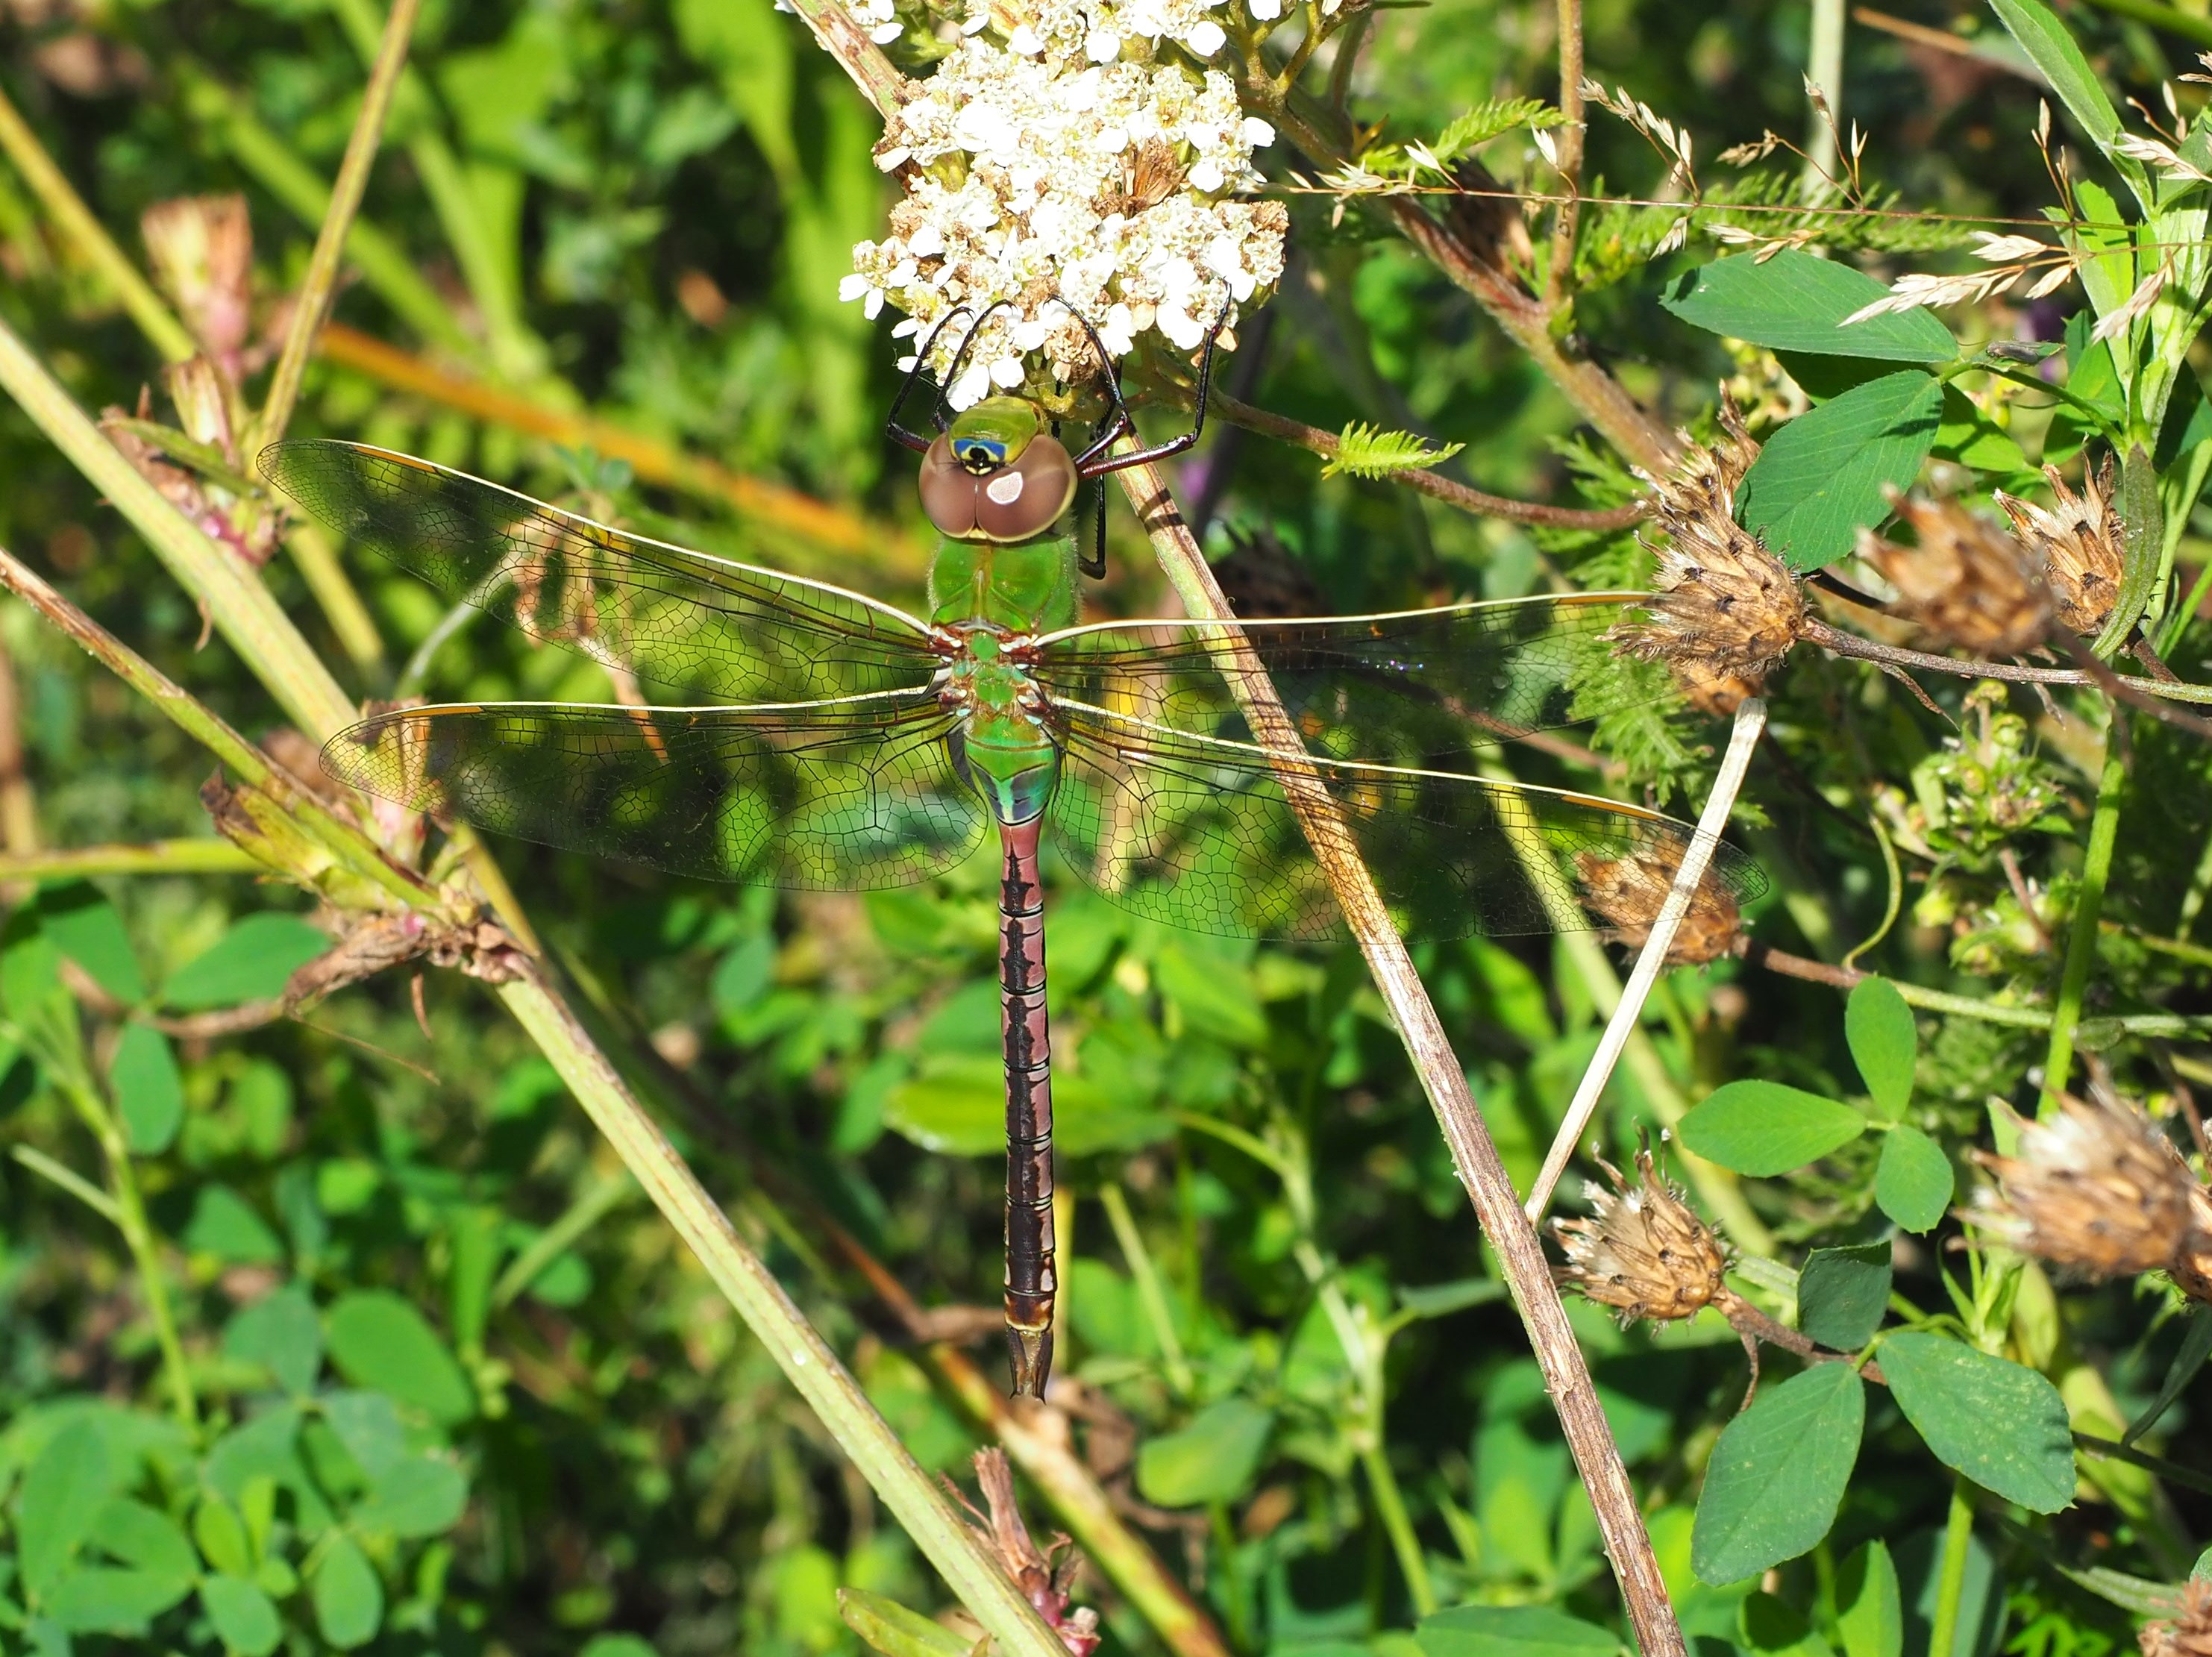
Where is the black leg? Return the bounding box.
[1065,307,1141,472]
[1078,475,1106,578]
[1082,322,1224,477]
[937,298,1018,415]
[885,308,974,454]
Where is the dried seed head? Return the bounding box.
[1574,848,1744,966]
[1553,1141,1728,1322]
[1996,458,2127,636]
[1612,401,1807,689]
[2174,1183,2212,1306]
[140,193,254,366]
[1859,493,2051,659]
[964,1449,1100,1657]
[2139,1578,2212,1657]
[1972,1095,2196,1279]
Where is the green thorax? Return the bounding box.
[927,528,1080,633]
[941,628,1061,824]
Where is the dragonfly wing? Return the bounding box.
[264,440,942,704]
[1030,592,1638,766]
[322,692,985,888]
[1047,701,1764,942]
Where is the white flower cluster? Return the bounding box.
[842,41,1286,404]
[972,0,1335,76]
[852,0,906,43]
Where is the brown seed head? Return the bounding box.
[1573,848,1744,967]
[1996,457,2126,636]
[1972,1094,2196,1279]
[1553,1141,1728,1322]
[2174,1183,2212,1306]
[1611,400,1807,689]
[2140,1578,2212,1657]
[1859,493,2051,658]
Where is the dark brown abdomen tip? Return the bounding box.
[1006,1326,1053,1399]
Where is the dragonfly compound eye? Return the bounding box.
[918,432,1077,543]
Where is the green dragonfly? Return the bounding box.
[263,311,1761,1398]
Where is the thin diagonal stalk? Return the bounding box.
[1927,1476,1976,1657]
[0,311,359,742]
[1541,0,1584,309]
[1114,454,1687,1657]
[0,841,263,878]
[0,83,198,363]
[256,0,423,448]
[1100,1182,1195,1396]
[0,540,1068,1657]
[2043,733,2129,1113]
[1526,699,1768,1221]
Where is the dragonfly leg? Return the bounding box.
[886,308,977,452]
[1080,322,1223,477]
[998,815,1058,1398]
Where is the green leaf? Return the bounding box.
[1875,1127,1954,1233]
[1836,1539,1904,1657]
[1738,1591,1837,1657]
[1135,1400,1273,1507]
[1988,0,2146,201]
[1738,371,1944,569]
[163,912,328,1010]
[1321,422,1466,481]
[109,1024,184,1156]
[1798,1242,1893,1351]
[325,1290,475,1424]
[581,1639,662,1657]
[37,884,145,1004]
[2124,1310,2212,1444]
[184,1185,286,1265]
[198,1574,282,1657]
[1846,978,1917,1115]
[310,1532,383,1649]
[1879,1331,2075,1512]
[1433,97,1565,156]
[1933,387,2031,475]
[351,1456,469,1538]
[1692,1362,1865,1584]
[1417,1603,1621,1657]
[87,1497,198,1585]
[322,1391,407,1482]
[225,1285,323,1396]
[18,1420,113,1604]
[1679,1080,1868,1175]
[193,1494,254,1578]
[42,1566,192,1635]
[1660,251,1957,361]
[1,914,63,1023]
[1153,945,1268,1047]
[838,1588,977,1657]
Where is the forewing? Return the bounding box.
[264,440,941,703]
[1047,703,1764,942]
[322,694,984,889]
[1032,593,1636,766]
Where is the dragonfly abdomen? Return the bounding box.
[998,815,1057,1399]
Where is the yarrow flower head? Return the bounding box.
[843,40,1285,404]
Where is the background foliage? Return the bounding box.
[0,0,2208,1654]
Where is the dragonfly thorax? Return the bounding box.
[941,631,1060,825]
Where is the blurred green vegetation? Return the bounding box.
[0,0,2208,1653]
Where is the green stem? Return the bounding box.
[0,86,197,362]
[1100,1182,1194,1396]
[257,0,422,448]
[0,840,261,878]
[1360,1443,1439,1618]
[1926,1477,1975,1657]
[491,1171,635,1309]
[2071,0,2212,47]
[0,312,360,742]
[2043,738,2128,1112]
[11,1144,122,1222]
[284,521,387,670]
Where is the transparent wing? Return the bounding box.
[321,692,984,888]
[1030,592,1637,767]
[1047,701,1764,942]
[265,440,943,704]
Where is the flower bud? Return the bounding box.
[1972,1095,2196,1279]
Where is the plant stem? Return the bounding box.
[11,1144,121,1221]
[1099,1182,1195,1396]
[284,521,387,669]
[1926,1476,1975,1657]
[0,313,360,742]
[1526,698,1767,1221]
[1541,0,1584,310]
[491,1170,635,1309]
[0,839,261,878]
[1802,0,1846,189]
[1360,1443,1440,1617]
[0,87,197,362]
[256,0,422,450]
[2071,0,2212,48]
[2043,736,2128,1113]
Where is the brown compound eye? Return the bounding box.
[972,435,1077,542]
[919,434,981,537]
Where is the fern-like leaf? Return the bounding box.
[1435,97,1564,158]
[1321,423,1465,480]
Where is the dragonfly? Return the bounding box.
[262,310,1763,1399]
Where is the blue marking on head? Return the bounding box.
[953,436,1010,468]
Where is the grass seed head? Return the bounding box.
[1972,1094,2196,1279]
[2139,1579,2212,1657]
[1859,492,2051,659]
[1553,1140,1728,1322]
[1996,457,2126,636]
[1611,400,1805,690]
[1573,848,1744,966]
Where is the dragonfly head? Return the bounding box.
[921,398,1078,542]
